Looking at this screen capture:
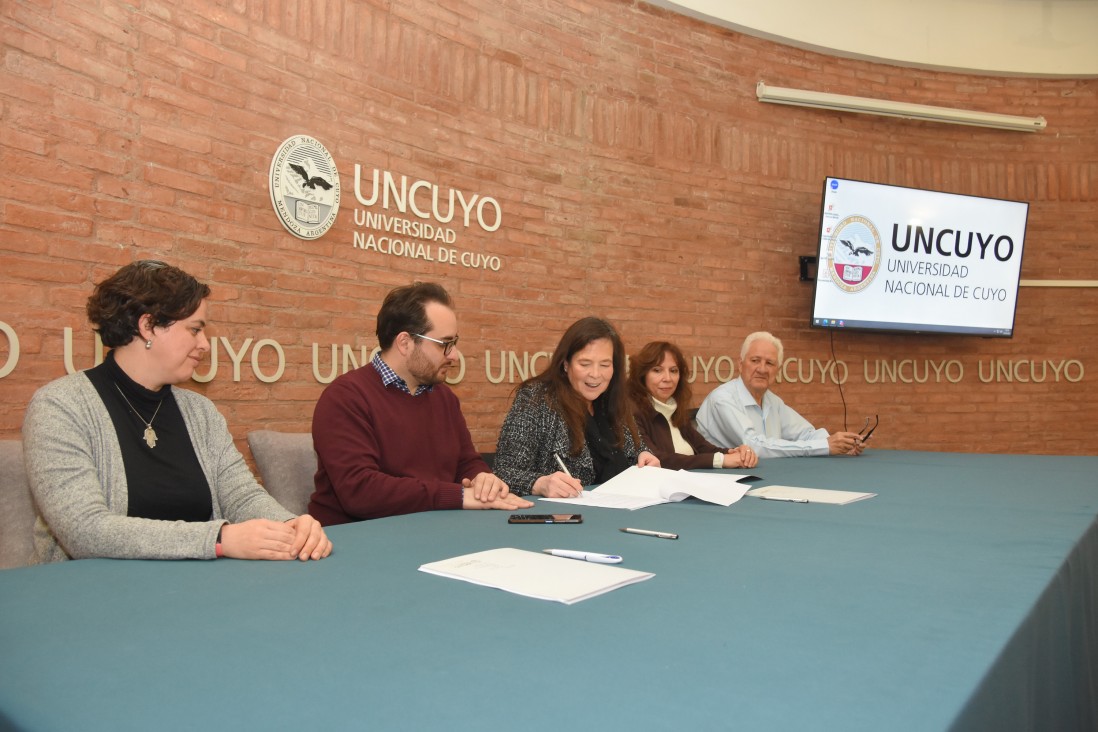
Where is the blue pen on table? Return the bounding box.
[542,549,623,564]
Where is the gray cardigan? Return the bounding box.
[22,372,294,564]
[494,382,645,495]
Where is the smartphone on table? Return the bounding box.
[507,514,583,524]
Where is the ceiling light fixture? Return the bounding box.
[756,82,1046,133]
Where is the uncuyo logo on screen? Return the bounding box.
[827,215,882,293]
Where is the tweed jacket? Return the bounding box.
[494,382,645,495]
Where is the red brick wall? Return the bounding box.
[2,0,1096,458]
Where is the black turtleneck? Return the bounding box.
[84,351,212,522]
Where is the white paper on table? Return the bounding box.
[673,470,753,506]
[746,485,877,505]
[595,466,751,506]
[419,547,654,605]
[539,491,665,510]
[540,466,752,509]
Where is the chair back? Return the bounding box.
[0,440,36,569]
[246,431,318,516]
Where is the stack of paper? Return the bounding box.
[746,485,876,505]
[540,465,754,510]
[419,548,654,605]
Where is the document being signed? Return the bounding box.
[540,466,754,510]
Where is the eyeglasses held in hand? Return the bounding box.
[859,415,879,442]
[413,333,460,357]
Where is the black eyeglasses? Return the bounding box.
[859,415,879,442]
[413,333,460,357]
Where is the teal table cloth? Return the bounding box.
[1,450,1096,731]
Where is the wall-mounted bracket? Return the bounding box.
[799,256,817,282]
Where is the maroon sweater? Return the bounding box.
[308,365,489,524]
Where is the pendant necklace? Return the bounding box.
[114,384,163,448]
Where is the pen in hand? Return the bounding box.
[554,451,582,498]
[553,451,572,477]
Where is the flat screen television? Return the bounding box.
[811,177,1028,337]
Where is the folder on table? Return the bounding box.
[419,547,654,605]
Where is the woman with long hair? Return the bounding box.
[494,317,659,496]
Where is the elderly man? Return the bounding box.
[696,332,864,458]
[308,282,531,524]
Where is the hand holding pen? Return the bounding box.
[530,452,584,498]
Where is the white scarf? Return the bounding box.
[650,396,694,455]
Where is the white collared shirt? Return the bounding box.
[695,377,829,458]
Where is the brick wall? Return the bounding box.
[2,0,1096,458]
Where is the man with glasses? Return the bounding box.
[696,331,866,458]
[308,282,532,524]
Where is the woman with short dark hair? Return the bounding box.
[628,341,757,471]
[494,317,659,496]
[23,260,332,564]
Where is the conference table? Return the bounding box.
[1,450,1096,731]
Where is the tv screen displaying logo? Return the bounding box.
[811,178,1028,337]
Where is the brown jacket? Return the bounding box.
[631,397,726,470]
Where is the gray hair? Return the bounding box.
[740,331,783,366]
